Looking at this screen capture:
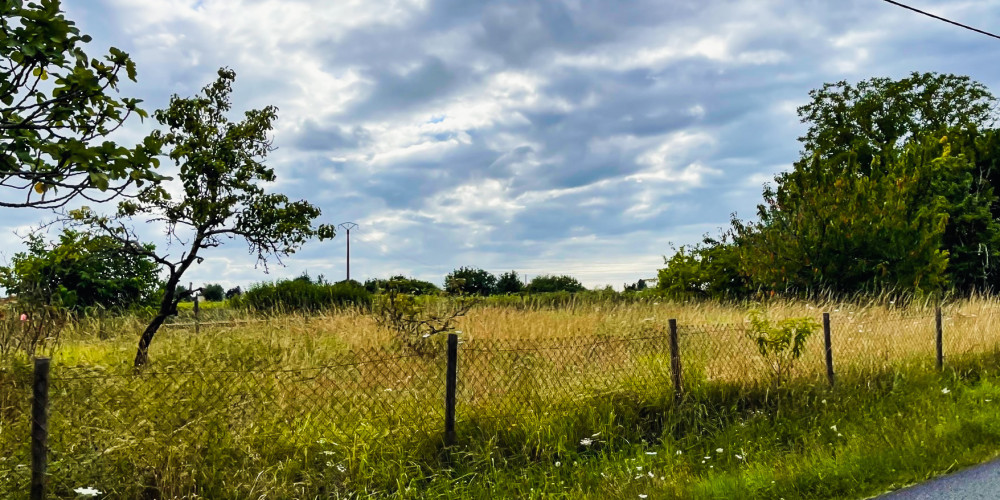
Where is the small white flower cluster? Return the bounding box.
[74,487,102,497]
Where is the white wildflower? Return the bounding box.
[74,487,102,497]
[942,388,951,394]
[735,454,744,460]
[648,471,654,478]
[716,448,724,453]
[675,450,683,455]
[555,461,561,467]
[580,438,593,446]
[636,466,643,471]
[821,399,827,404]
[639,494,648,499]
[830,425,837,432]
[645,452,657,455]
[592,432,602,437]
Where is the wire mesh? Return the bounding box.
[0,310,997,496]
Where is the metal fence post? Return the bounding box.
[669,319,683,400]
[444,333,458,446]
[936,306,943,370]
[824,313,834,387]
[31,357,50,500]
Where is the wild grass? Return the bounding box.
[2,296,1000,498]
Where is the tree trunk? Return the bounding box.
[134,313,169,368]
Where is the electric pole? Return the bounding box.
[338,222,358,281]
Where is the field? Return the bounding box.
[3,297,1000,498]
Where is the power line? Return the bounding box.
[879,0,1000,41]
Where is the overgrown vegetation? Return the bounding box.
[233,274,371,313]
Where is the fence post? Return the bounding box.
[936,306,943,370]
[31,357,50,500]
[193,293,200,335]
[444,333,458,446]
[823,313,834,387]
[668,319,683,401]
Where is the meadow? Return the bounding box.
[2,296,1000,498]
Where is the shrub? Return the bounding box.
[235,278,372,313]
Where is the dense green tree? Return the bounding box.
[525,275,585,293]
[78,68,334,366]
[657,237,753,300]
[1,0,163,208]
[496,270,524,294]
[202,283,225,302]
[0,229,161,311]
[445,267,498,296]
[735,138,964,295]
[225,286,242,299]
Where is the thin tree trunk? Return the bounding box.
[134,313,169,367]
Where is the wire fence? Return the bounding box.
[2,308,999,498]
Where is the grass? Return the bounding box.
[1,296,1000,498]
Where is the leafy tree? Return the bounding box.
[797,72,995,173]
[525,275,585,293]
[732,73,1000,296]
[225,286,242,299]
[0,228,161,312]
[78,68,334,366]
[202,283,225,302]
[174,285,193,302]
[657,237,754,300]
[444,267,497,296]
[496,270,524,294]
[1,0,163,208]
[735,138,959,295]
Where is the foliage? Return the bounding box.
[736,137,972,296]
[797,72,995,171]
[496,270,524,294]
[202,283,225,302]
[363,275,440,295]
[0,229,161,312]
[0,0,164,208]
[745,310,819,386]
[235,278,371,314]
[0,289,67,359]
[444,266,498,296]
[77,68,333,366]
[373,288,473,353]
[525,274,586,293]
[225,286,242,299]
[657,237,753,301]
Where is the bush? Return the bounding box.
[202,283,225,302]
[525,275,585,293]
[235,278,372,313]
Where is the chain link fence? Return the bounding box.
[2,308,999,497]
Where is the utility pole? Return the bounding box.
[338,222,358,281]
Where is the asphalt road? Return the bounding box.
[875,458,1000,499]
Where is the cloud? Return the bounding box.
[4,0,1000,291]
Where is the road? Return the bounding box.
[875,458,1000,499]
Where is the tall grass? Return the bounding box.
[2,296,1000,497]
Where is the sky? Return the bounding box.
[4,0,1000,291]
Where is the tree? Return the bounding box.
[525,275,585,293]
[735,138,958,295]
[657,237,754,300]
[797,72,995,173]
[0,228,161,312]
[1,0,163,208]
[77,68,333,367]
[225,286,242,299]
[444,267,497,296]
[496,270,524,294]
[202,283,224,302]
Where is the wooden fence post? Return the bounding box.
[824,313,834,387]
[669,319,683,401]
[31,357,50,500]
[936,306,943,370]
[444,333,458,446]
[193,293,200,335]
